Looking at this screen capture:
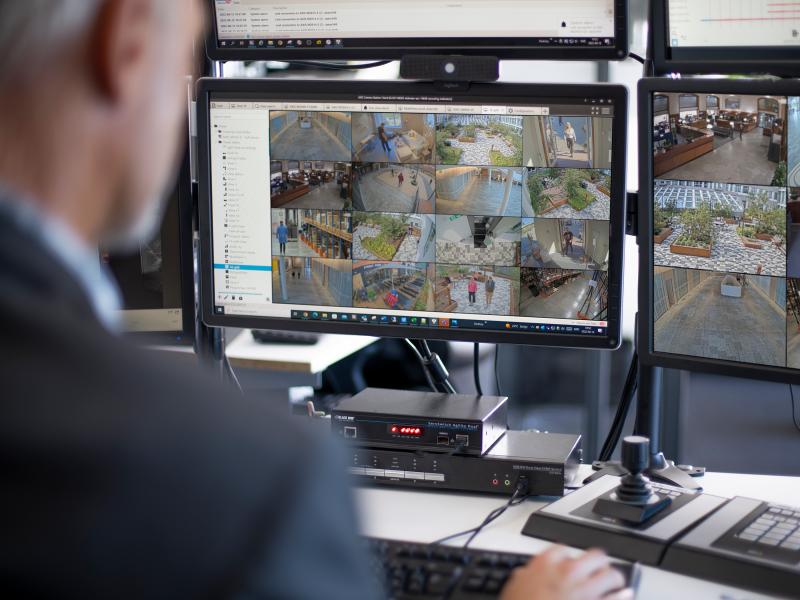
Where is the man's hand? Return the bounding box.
[499,546,633,600]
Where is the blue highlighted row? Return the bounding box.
[214,264,272,272]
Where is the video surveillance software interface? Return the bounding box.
[650,91,800,369]
[213,0,617,50]
[209,92,617,336]
[668,0,800,48]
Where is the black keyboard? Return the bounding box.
[364,537,640,599]
[714,502,800,559]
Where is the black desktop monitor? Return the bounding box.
[653,0,800,76]
[638,78,800,383]
[197,78,627,348]
[205,0,628,61]
[102,150,195,345]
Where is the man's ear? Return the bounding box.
[88,0,152,102]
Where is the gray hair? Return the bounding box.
[0,0,104,84]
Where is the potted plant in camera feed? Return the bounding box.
[670,202,713,258]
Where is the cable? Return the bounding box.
[494,345,503,397]
[405,338,438,393]
[790,385,800,433]
[473,343,483,396]
[430,479,529,548]
[598,351,639,462]
[282,59,393,71]
[418,340,457,394]
[628,52,646,65]
[223,354,244,396]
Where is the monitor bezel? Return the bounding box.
[652,0,800,77]
[638,77,800,384]
[121,148,196,347]
[204,0,629,62]
[197,77,627,348]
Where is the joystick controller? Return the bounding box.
[593,436,672,524]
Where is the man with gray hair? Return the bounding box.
[0,2,629,599]
[0,1,379,598]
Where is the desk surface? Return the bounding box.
[356,466,800,600]
[225,330,377,374]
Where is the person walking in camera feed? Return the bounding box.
[468,276,478,305]
[378,122,391,154]
[277,221,288,254]
[562,229,574,256]
[564,122,577,158]
[485,275,496,307]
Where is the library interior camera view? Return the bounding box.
[651,91,800,369]
[212,99,615,331]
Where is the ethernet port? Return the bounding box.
[455,434,469,447]
[437,434,450,446]
[344,426,357,439]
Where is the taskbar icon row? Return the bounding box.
[290,310,607,336]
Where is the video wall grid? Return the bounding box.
[650,91,800,369]
[266,107,614,324]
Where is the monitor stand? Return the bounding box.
[587,363,705,490]
[399,55,500,88]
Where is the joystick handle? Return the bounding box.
[621,436,650,475]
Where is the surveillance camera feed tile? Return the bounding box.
[209,93,617,337]
[650,90,800,369]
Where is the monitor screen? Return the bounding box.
[655,0,800,75]
[206,0,627,60]
[197,79,627,348]
[102,154,194,344]
[667,0,800,49]
[642,80,800,381]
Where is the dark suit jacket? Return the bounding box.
[0,209,378,599]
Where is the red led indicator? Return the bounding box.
[390,425,423,436]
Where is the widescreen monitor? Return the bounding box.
[206,0,628,61]
[653,0,800,76]
[101,151,195,345]
[639,78,800,383]
[197,78,627,348]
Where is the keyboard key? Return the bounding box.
[781,542,800,551]
[463,576,485,592]
[738,533,759,541]
[426,573,453,595]
[484,579,504,593]
[759,538,781,546]
[744,526,765,535]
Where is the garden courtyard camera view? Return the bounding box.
[436,115,523,166]
[525,168,611,219]
[653,180,787,277]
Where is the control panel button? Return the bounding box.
[365,468,386,477]
[425,473,445,482]
[348,467,366,476]
[384,469,405,479]
[405,471,425,480]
